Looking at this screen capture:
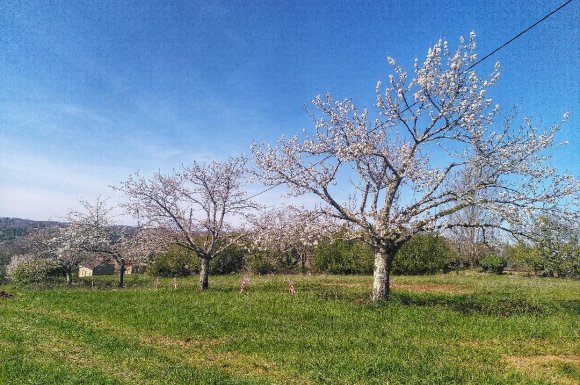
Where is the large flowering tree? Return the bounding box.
[117,157,258,289]
[253,33,579,301]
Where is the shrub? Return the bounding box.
[312,238,374,275]
[507,243,542,272]
[245,252,279,275]
[148,245,197,277]
[480,254,508,274]
[393,233,454,275]
[0,264,6,284]
[9,259,63,285]
[531,215,580,278]
[209,244,245,274]
[149,244,246,277]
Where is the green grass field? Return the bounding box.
[1,273,578,385]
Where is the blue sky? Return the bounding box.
[1,0,578,221]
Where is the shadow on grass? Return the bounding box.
[392,291,550,317]
[301,283,558,317]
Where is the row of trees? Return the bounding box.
[7,217,577,286]
[3,33,579,299]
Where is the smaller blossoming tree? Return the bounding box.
[28,225,91,286]
[67,198,160,288]
[116,157,259,290]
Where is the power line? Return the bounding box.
[244,0,576,202]
[466,0,575,71]
[244,183,279,201]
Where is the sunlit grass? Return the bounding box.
[1,273,578,384]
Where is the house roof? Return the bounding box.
[79,257,114,269]
[80,257,146,269]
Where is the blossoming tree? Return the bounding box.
[117,157,258,289]
[67,198,143,288]
[249,206,335,273]
[253,33,579,301]
[28,226,91,286]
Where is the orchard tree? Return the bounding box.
[68,198,147,288]
[446,168,500,267]
[531,214,579,278]
[117,157,258,289]
[29,226,90,286]
[253,33,579,301]
[249,206,335,273]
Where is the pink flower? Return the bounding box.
[240,273,250,294]
[287,280,296,295]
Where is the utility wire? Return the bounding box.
[466,0,575,71]
[243,0,576,202]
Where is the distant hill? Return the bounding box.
[0,217,63,229]
[0,218,60,266]
[0,217,136,266]
[0,217,64,242]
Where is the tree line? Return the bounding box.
[4,212,578,287]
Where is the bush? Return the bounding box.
[530,215,580,278]
[246,248,316,275]
[393,233,454,275]
[9,259,64,285]
[312,238,374,275]
[507,243,542,272]
[149,244,246,277]
[480,254,508,274]
[208,244,245,274]
[148,245,197,277]
[245,252,279,275]
[0,264,6,284]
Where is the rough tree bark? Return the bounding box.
[199,258,210,290]
[371,249,396,301]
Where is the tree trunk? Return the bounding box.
[306,254,312,274]
[371,250,395,302]
[118,258,125,288]
[199,258,209,290]
[65,270,72,286]
[300,253,311,274]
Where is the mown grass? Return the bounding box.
[0,273,578,384]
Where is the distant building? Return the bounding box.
[79,258,146,277]
[79,258,115,277]
[125,261,146,274]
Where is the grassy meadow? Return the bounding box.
[0,273,578,385]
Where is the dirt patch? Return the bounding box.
[0,290,14,299]
[506,355,580,385]
[320,282,471,294]
[321,283,370,289]
[139,334,230,349]
[392,283,471,294]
